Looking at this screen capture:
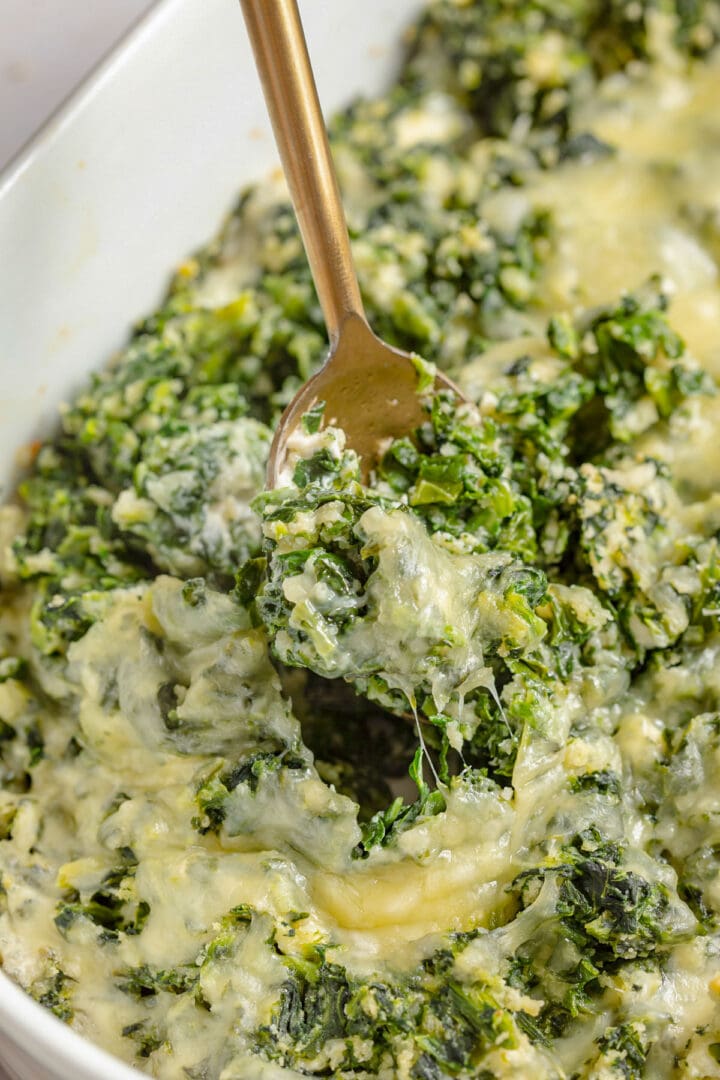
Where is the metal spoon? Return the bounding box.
[240,0,460,485]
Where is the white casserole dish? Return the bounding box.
[0,1,421,1075]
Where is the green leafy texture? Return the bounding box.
[655,712,720,930]
[9,0,716,662]
[568,769,621,799]
[255,468,555,757]
[0,657,25,683]
[108,903,552,1075]
[27,968,75,1023]
[0,669,61,800]
[54,858,151,945]
[587,1021,650,1078]
[572,469,720,659]
[254,935,544,1077]
[301,400,326,435]
[402,0,720,146]
[570,280,714,451]
[116,964,199,1000]
[6,0,559,656]
[515,831,688,961]
[507,829,695,1038]
[472,283,715,658]
[121,1020,166,1060]
[4,3,720,1073]
[489,281,712,567]
[354,746,447,857]
[482,347,593,570]
[12,444,151,655]
[112,416,271,581]
[252,375,629,779]
[192,744,361,871]
[192,750,309,835]
[377,390,537,561]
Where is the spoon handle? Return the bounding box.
[240,0,366,346]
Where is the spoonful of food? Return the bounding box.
[240,0,460,485]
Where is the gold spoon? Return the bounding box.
[240,0,460,485]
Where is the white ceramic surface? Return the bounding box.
[1,0,157,171]
[0,0,421,1076]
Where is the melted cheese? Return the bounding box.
[528,56,720,373]
[2,18,720,1080]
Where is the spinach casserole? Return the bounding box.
[3,1,720,1076]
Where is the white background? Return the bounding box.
[1,1,157,170]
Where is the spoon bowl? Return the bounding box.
[240,0,463,486]
[267,314,458,485]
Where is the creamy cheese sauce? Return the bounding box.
[2,3,720,1078]
[532,54,720,373]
